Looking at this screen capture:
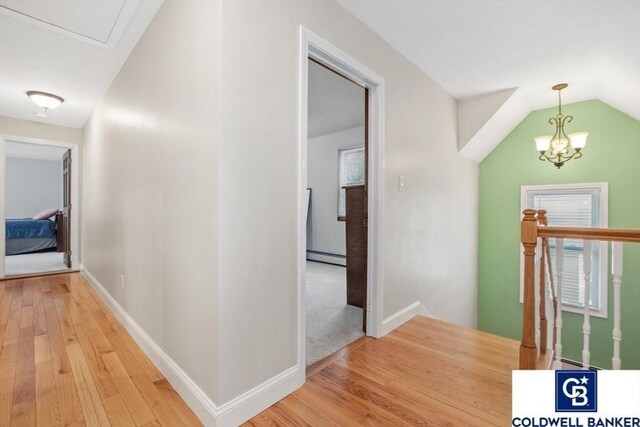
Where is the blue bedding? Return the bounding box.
[6,218,56,239]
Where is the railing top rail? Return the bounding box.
[537,226,640,243]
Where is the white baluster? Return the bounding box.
[553,238,564,369]
[612,242,623,370]
[582,240,592,370]
[535,238,541,353]
[545,242,556,356]
[547,277,555,354]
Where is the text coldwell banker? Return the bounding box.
[512,417,640,427]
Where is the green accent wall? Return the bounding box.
[478,99,640,369]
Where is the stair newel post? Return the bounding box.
[537,210,548,354]
[520,209,538,369]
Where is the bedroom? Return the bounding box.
[2,139,72,276]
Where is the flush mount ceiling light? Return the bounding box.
[26,90,64,117]
[534,83,588,169]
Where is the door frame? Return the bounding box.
[0,134,80,277]
[298,27,386,372]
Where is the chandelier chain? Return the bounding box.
[557,88,562,117]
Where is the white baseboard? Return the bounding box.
[80,265,303,427]
[306,251,346,266]
[215,367,304,427]
[380,301,432,336]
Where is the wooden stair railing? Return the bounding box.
[520,209,640,370]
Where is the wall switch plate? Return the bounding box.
[120,274,125,289]
[398,175,405,192]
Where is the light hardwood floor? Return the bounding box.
[246,316,519,426]
[0,273,201,426]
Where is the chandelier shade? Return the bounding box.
[535,83,588,169]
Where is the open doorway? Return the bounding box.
[299,28,385,376]
[0,137,78,278]
[305,59,368,366]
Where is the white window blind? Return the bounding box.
[338,147,365,217]
[527,188,603,310]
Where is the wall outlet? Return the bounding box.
[119,274,125,290]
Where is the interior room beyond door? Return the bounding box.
[3,140,71,276]
[305,58,368,367]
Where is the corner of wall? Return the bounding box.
[380,301,432,337]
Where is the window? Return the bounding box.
[520,183,608,317]
[337,146,365,217]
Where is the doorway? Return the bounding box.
[0,135,79,278]
[298,27,385,373]
[305,58,368,366]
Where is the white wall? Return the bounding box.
[79,0,478,421]
[307,126,364,258]
[217,0,478,406]
[5,157,62,218]
[457,88,516,150]
[0,115,82,144]
[81,0,220,405]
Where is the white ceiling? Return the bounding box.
[338,1,640,121]
[0,0,162,128]
[308,60,365,139]
[5,140,67,161]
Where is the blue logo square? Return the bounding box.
[555,370,597,412]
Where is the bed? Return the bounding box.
[5,214,62,255]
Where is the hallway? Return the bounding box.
[0,273,201,426]
[248,316,519,426]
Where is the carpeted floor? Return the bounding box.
[306,261,364,366]
[5,252,68,276]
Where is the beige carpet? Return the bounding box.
[306,261,364,366]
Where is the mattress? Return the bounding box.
[6,237,57,255]
[6,218,56,239]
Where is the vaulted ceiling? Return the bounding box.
[338,0,640,160]
[0,0,637,159]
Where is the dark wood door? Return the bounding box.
[62,149,71,268]
[344,89,369,333]
[345,185,367,311]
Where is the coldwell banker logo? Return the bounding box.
[556,370,597,412]
[512,370,640,427]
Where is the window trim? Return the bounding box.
[519,182,609,318]
[337,145,365,217]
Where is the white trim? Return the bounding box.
[306,252,346,266]
[298,26,387,385]
[81,265,302,427]
[0,138,4,278]
[80,266,216,425]
[519,182,609,318]
[380,301,432,336]
[0,134,80,278]
[213,365,302,427]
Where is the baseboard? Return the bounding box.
[306,250,346,266]
[80,264,303,427]
[215,366,304,427]
[380,301,432,336]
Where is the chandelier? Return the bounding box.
[534,83,588,169]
